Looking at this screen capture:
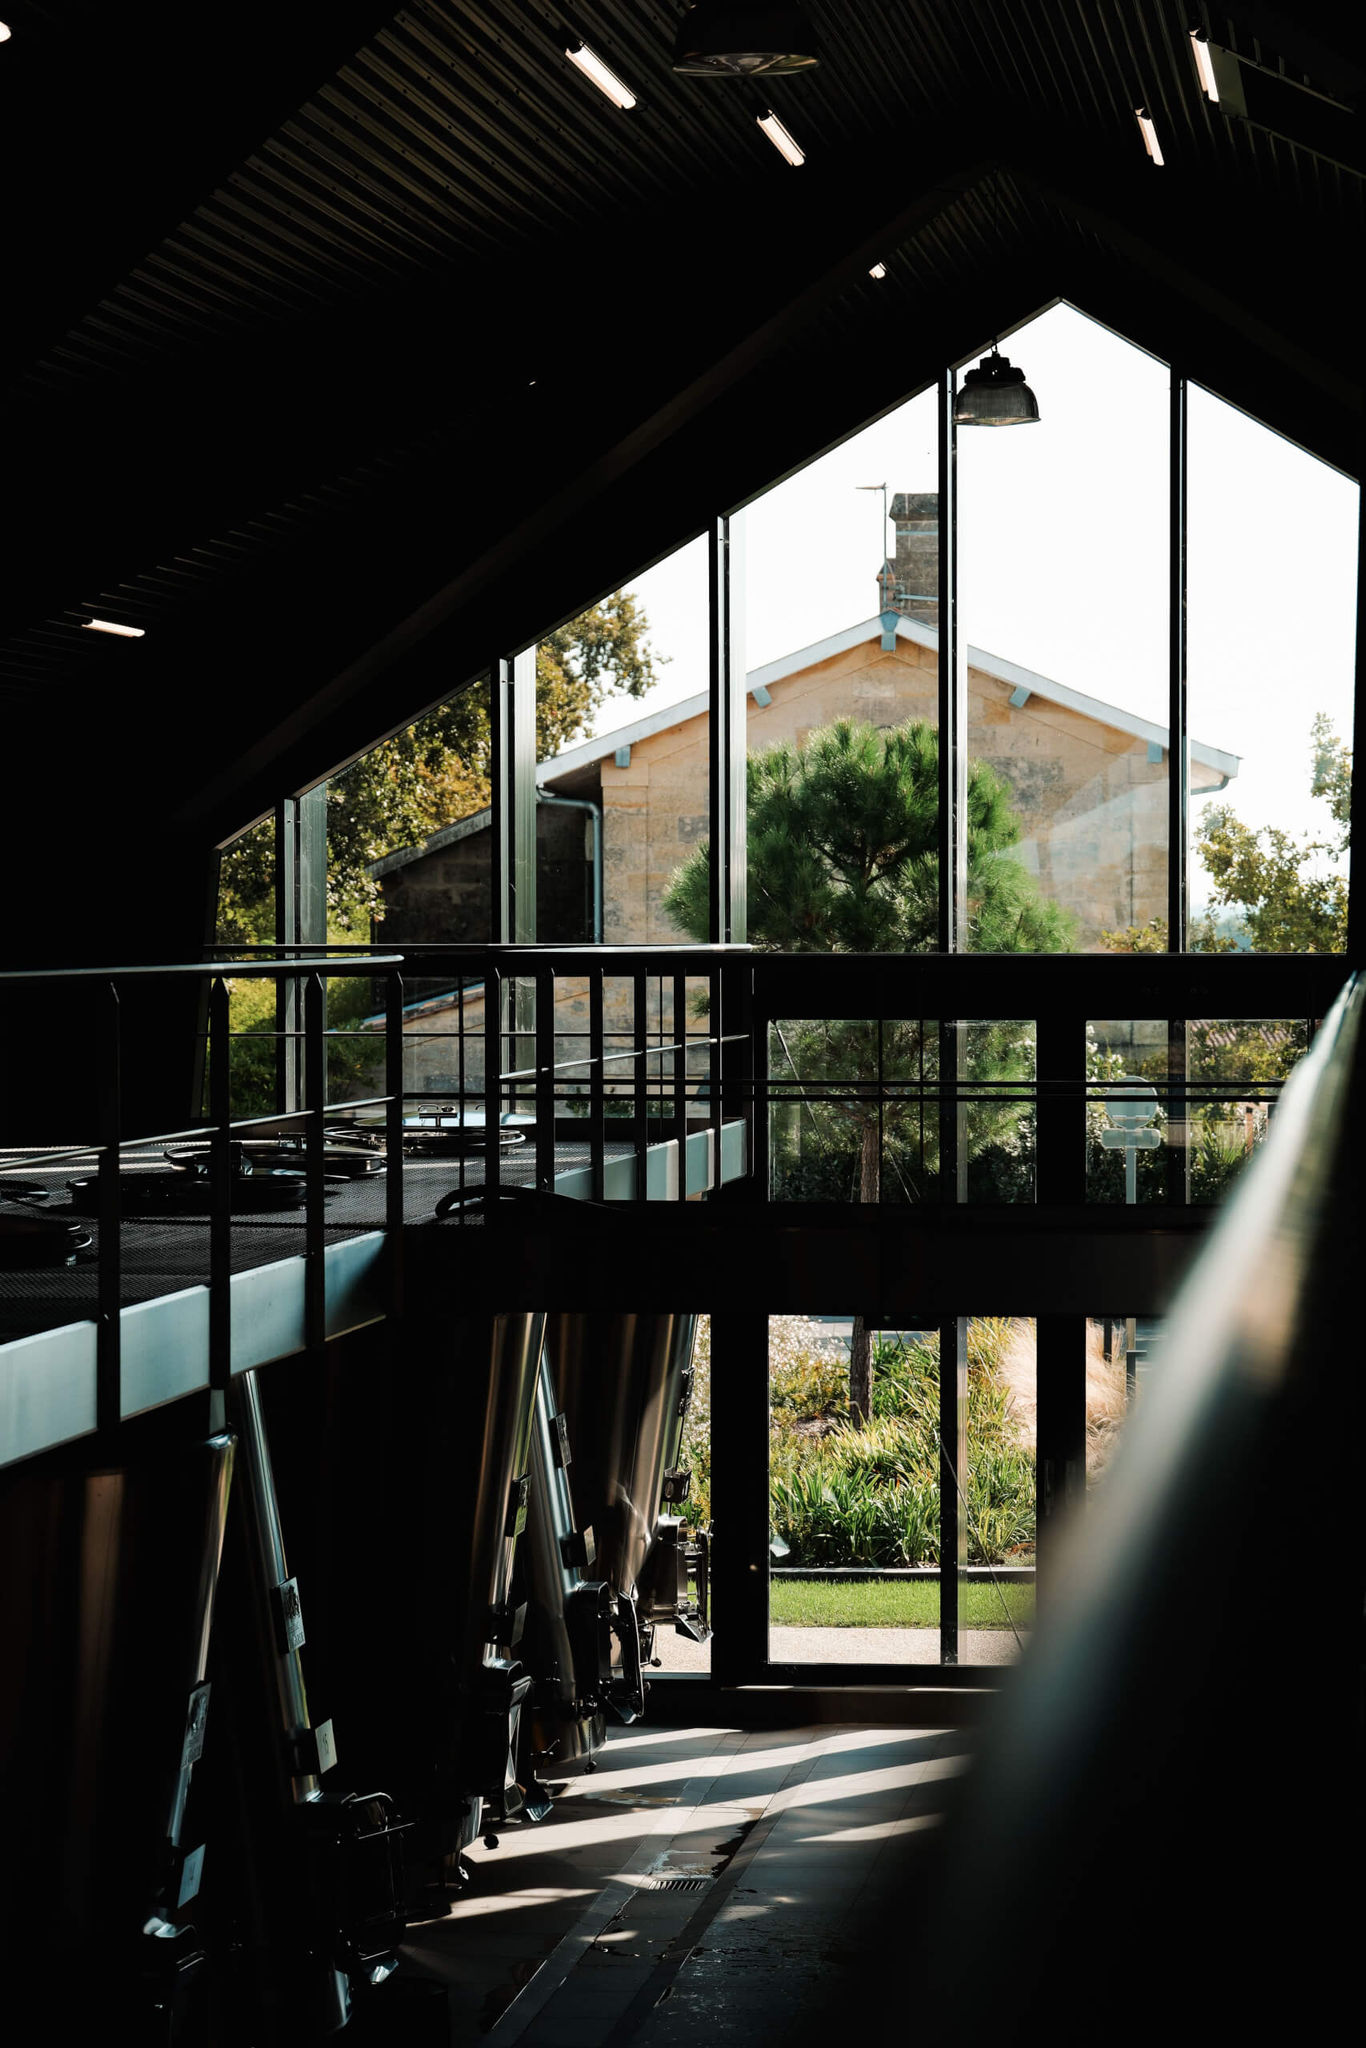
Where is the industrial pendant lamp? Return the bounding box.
[954,347,1040,426]
[672,1,820,76]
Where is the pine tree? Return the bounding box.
[664,717,1073,1422]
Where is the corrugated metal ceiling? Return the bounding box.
[1,0,1359,705]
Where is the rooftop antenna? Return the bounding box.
[857,482,892,610]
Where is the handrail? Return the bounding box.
[912,969,1364,2020]
[0,956,404,982]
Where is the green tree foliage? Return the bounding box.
[664,718,1074,955]
[214,593,664,1114]
[664,718,1073,1420]
[1194,712,1349,953]
[216,591,665,945]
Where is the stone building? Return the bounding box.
[368,494,1236,1094]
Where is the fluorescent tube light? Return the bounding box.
[1189,31,1219,102]
[869,262,887,279]
[83,618,145,638]
[565,40,636,109]
[757,109,804,165]
[1135,107,1165,164]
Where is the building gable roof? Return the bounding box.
[540,615,1240,783]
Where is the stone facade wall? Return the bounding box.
[596,635,1222,951]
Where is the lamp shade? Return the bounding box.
[954,350,1040,426]
[672,2,820,76]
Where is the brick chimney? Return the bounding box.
[880,492,938,632]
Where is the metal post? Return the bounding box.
[1348,460,1366,966]
[208,976,232,1431]
[589,967,605,1202]
[1036,1314,1087,1578]
[674,972,689,1201]
[385,972,405,1315]
[633,970,649,1202]
[510,646,538,945]
[750,970,770,1198]
[710,1312,770,1686]
[484,964,503,1199]
[1036,1012,1088,1590]
[938,368,967,953]
[1168,373,1189,952]
[275,798,299,1113]
[490,659,513,946]
[96,980,122,1434]
[709,511,747,945]
[303,973,326,1355]
[939,1317,968,1664]
[535,966,556,1194]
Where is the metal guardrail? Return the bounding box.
[0,943,1348,1446]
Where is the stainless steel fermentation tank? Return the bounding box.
[445,1312,544,1853]
[517,1351,614,1774]
[0,1431,234,2035]
[544,1314,710,1713]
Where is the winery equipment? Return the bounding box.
[0,1430,235,2039]
[517,1351,613,1778]
[544,1315,710,1713]
[217,1369,407,2038]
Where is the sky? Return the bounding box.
[598,303,1357,896]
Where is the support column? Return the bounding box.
[1035,1313,1087,1579]
[937,369,966,954]
[1036,1014,1088,1584]
[709,1312,769,1686]
[1168,372,1189,953]
[709,511,747,946]
[938,1317,967,1663]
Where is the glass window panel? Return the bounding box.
[1188,388,1356,954]
[651,1312,711,1673]
[538,542,710,947]
[743,388,941,954]
[1088,1016,1309,1203]
[960,307,1170,952]
[767,1018,1035,1203]
[766,1316,1034,1667]
[323,674,493,1115]
[214,817,277,1118]
[1084,1314,1165,1496]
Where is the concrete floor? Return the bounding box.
[393,1719,972,2046]
[653,1626,1023,1670]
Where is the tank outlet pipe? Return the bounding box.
[520,1353,612,1775]
[231,1370,407,2027]
[536,790,603,944]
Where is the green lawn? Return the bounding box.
[769,1576,1035,1631]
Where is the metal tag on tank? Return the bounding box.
[176,1843,206,1908]
[272,1576,306,1653]
[553,1413,573,1466]
[180,1683,211,1770]
[506,1473,530,1538]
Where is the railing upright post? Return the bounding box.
[303,973,326,1355]
[385,971,405,1316]
[535,968,556,1194]
[96,980,122,1434]
[674,972,689,1202]
[208,976,233,1429]
[485,964,503,1200]
[750,969,769,1200]
[589,967,605,1203]
[633,970,648,1203]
